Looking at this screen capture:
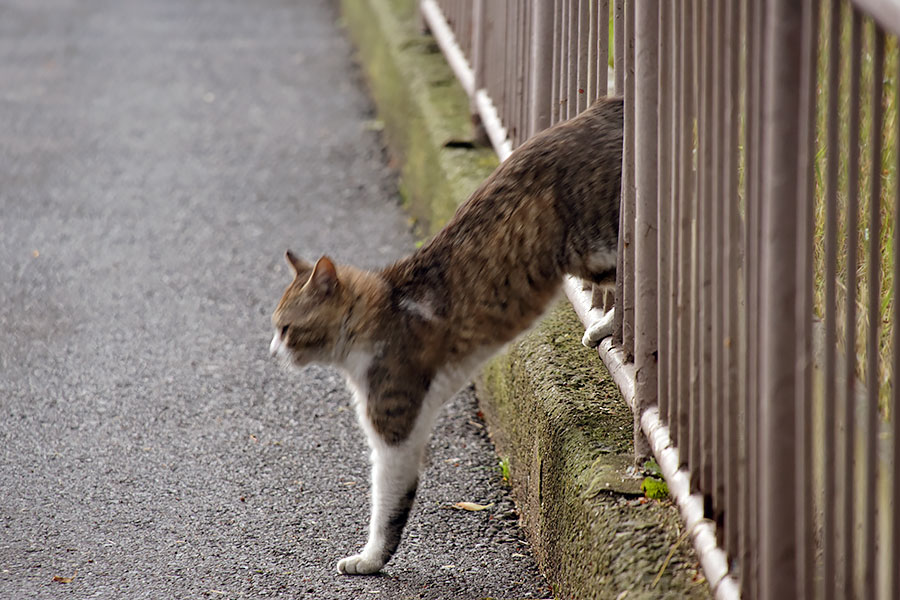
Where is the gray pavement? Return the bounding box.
[0,0,548,597]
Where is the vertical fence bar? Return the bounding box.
[720,0,733,537]
[614,0,624,95]
[524,1,533,138]
[512,2,520,137]
[518,0,528,144]
[503,4,513,136]
[559,0,569,122]
[531,0,554,136]
[587,0,598,102]
[619,0,635,361]
[562,0,571,120]
[591,0,608,343]
[483,3,493,113]
[576,0,589,113]
[612,0,625,346]
[567,0,578,120]
[795,1,819,596]
[724,0,741,560]
[759,0,803,596]
[863,26,885,600]
[551,0,561,126]
[598,0,609,97]
[471,0,486,118]
[843,10,862,596]
[668,0,681,452]
[503,2,512,143]
[666,2,684,456]
[522,1,531,142]
[892,48,900,600]
[694,0,713,495]
[743,0,766,595]
[526,1,534,142]
[689,0,701,490]
[823,1,841,598]
[634,0,658,466]
[710,0,725,531]
[485,3,497,122]
[678,0,694,473]
[510,1,520,146]
[461,0,471,59]
[740,0,754,586]
[656,0,671,442]
[710,0,724,515]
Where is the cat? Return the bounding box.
[269,96,623,575]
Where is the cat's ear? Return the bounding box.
[285,250,313,280]
[308,255,339,296]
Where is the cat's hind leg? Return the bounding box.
[582,306,615,347]
[579,270,616,348]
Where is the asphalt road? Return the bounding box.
[0,0,548,597]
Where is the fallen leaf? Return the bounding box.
[362,119,385,132]
[52,572,76,584]
[452,501,493,512]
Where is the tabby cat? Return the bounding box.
[269,96,623,574]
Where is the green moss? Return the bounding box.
[641,477,670,501]
[479,302,706,598]
[499,456,511,484]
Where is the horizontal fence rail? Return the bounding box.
[420,1,899,598]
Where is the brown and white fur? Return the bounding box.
[269,97,623,574]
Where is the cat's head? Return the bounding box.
[269,251,349,368]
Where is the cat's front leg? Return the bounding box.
[337,442,423,575]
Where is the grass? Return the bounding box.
[602,2,896,417]
[812,2,896,417]
[498,456,511,484]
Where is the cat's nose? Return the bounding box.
[269,332,280,357]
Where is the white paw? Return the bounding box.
[336,553,384,575]
[582,308,615,348]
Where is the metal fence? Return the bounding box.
[420,0,899,599]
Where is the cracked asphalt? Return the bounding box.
[0,0,549,597]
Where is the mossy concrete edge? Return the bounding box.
[478,303,708,599]
[339,1,708,598]
[338,0,496,236]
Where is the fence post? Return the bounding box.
[470,0,488,142]
[759,0,803,596]
[633,0,658,465]
[612,0,625,347]
[529,0,554,137]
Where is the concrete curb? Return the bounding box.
[338,1,709,597]
[338,0,496,236]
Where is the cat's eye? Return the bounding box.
[281,325,290,338]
